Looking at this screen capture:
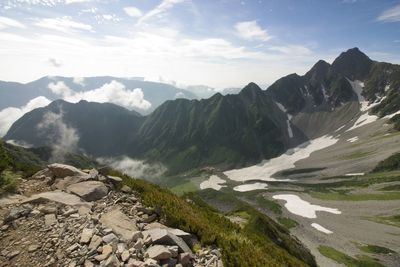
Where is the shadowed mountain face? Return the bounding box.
[4,48,400,173]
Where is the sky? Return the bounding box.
[0,0,399,89]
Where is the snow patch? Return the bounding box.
[272,194,341,218]
[311,223,333,234]
[335,125,346,132]
[233,182,268,192]
[345,173,364,176]
[321,84,329,101]
[224,135,338,182]
[346,136,359,143]
[346,112,378,132]
[384,110,400,119]
[276,102,293,138]
[348,79,383,112]
[200,175,226,191]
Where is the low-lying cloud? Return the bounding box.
[0,96,51,137]
[37,111,80,162]
[48,80,152,110]
[98,156,167,179]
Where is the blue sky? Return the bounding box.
[0,0,399,88]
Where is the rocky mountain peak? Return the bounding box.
[239,82,263,99]
[332,47,373,80]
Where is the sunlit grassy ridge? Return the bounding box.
[112,170,316,267]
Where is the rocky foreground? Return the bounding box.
[0,164,223,267]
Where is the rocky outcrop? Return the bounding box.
[0,164,223,267]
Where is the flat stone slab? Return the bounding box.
[22,190,92,208]
[0,194,27,207]
[53,175,89,190]
[48,163,88,178]
[100,208,138,241]
[67,181,108,202]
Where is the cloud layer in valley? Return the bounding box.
[48,80,152,110]
[98,156,167,179]
[0,96,51,137]
[37,111,80,162]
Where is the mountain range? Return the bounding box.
[4,48,400,174]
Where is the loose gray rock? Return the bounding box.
[80,228,94,244]
[102,254,120,267]
[102,233,118,244]
[99,208,138,241]
[44,214,57,226]
[121,185,132,193]
[4,206,32,223]
[145,245,172,260]
[143,228,191,253]
[67,181,108,202]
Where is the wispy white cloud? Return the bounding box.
[234,20,271,42]
[48,80,152,110]
[47,57,62,67]
[35,16,93,33]
[5,0,92,6]
[73,76,85,85]
[64,0,92,4]
[97,156,166,179]
[137,0,186,25]
[37,111,80,162]
[0,16,26,29]
[124,6,143,18]
[0,96,51,137]
[0,26,322,88]
[268,45,312,56]
[377,4,400,22]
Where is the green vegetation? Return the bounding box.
[0,170,19,194]
[369,215,400,228]
[318,246,384,267]
[111,170,316,267]
[356,243,396,255]
[0,139,42,195]
[230,210,251,220]
[379,184,400,191]
[311,191,400,201]
[278,167,326,176]
[277,217,299,229]
[373,152,400,172]
[389,114,400,131]
[297,171,400,193]
[255,195,283,214]
[340,150,374,160]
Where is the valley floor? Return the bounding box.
[158,117,400,267]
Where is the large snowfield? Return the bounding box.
[224,135,338,182]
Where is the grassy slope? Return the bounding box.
[373,152,400,172]
[318,246,384,267]
[112,170,316,267]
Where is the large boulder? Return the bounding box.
[48,163,88,178]
[99,208,138,241]
[145,245,172,260]
[67,181,108,201]
[142,228,191,253]
[22,190,92,208]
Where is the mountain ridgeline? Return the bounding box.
[5,48,400,173]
